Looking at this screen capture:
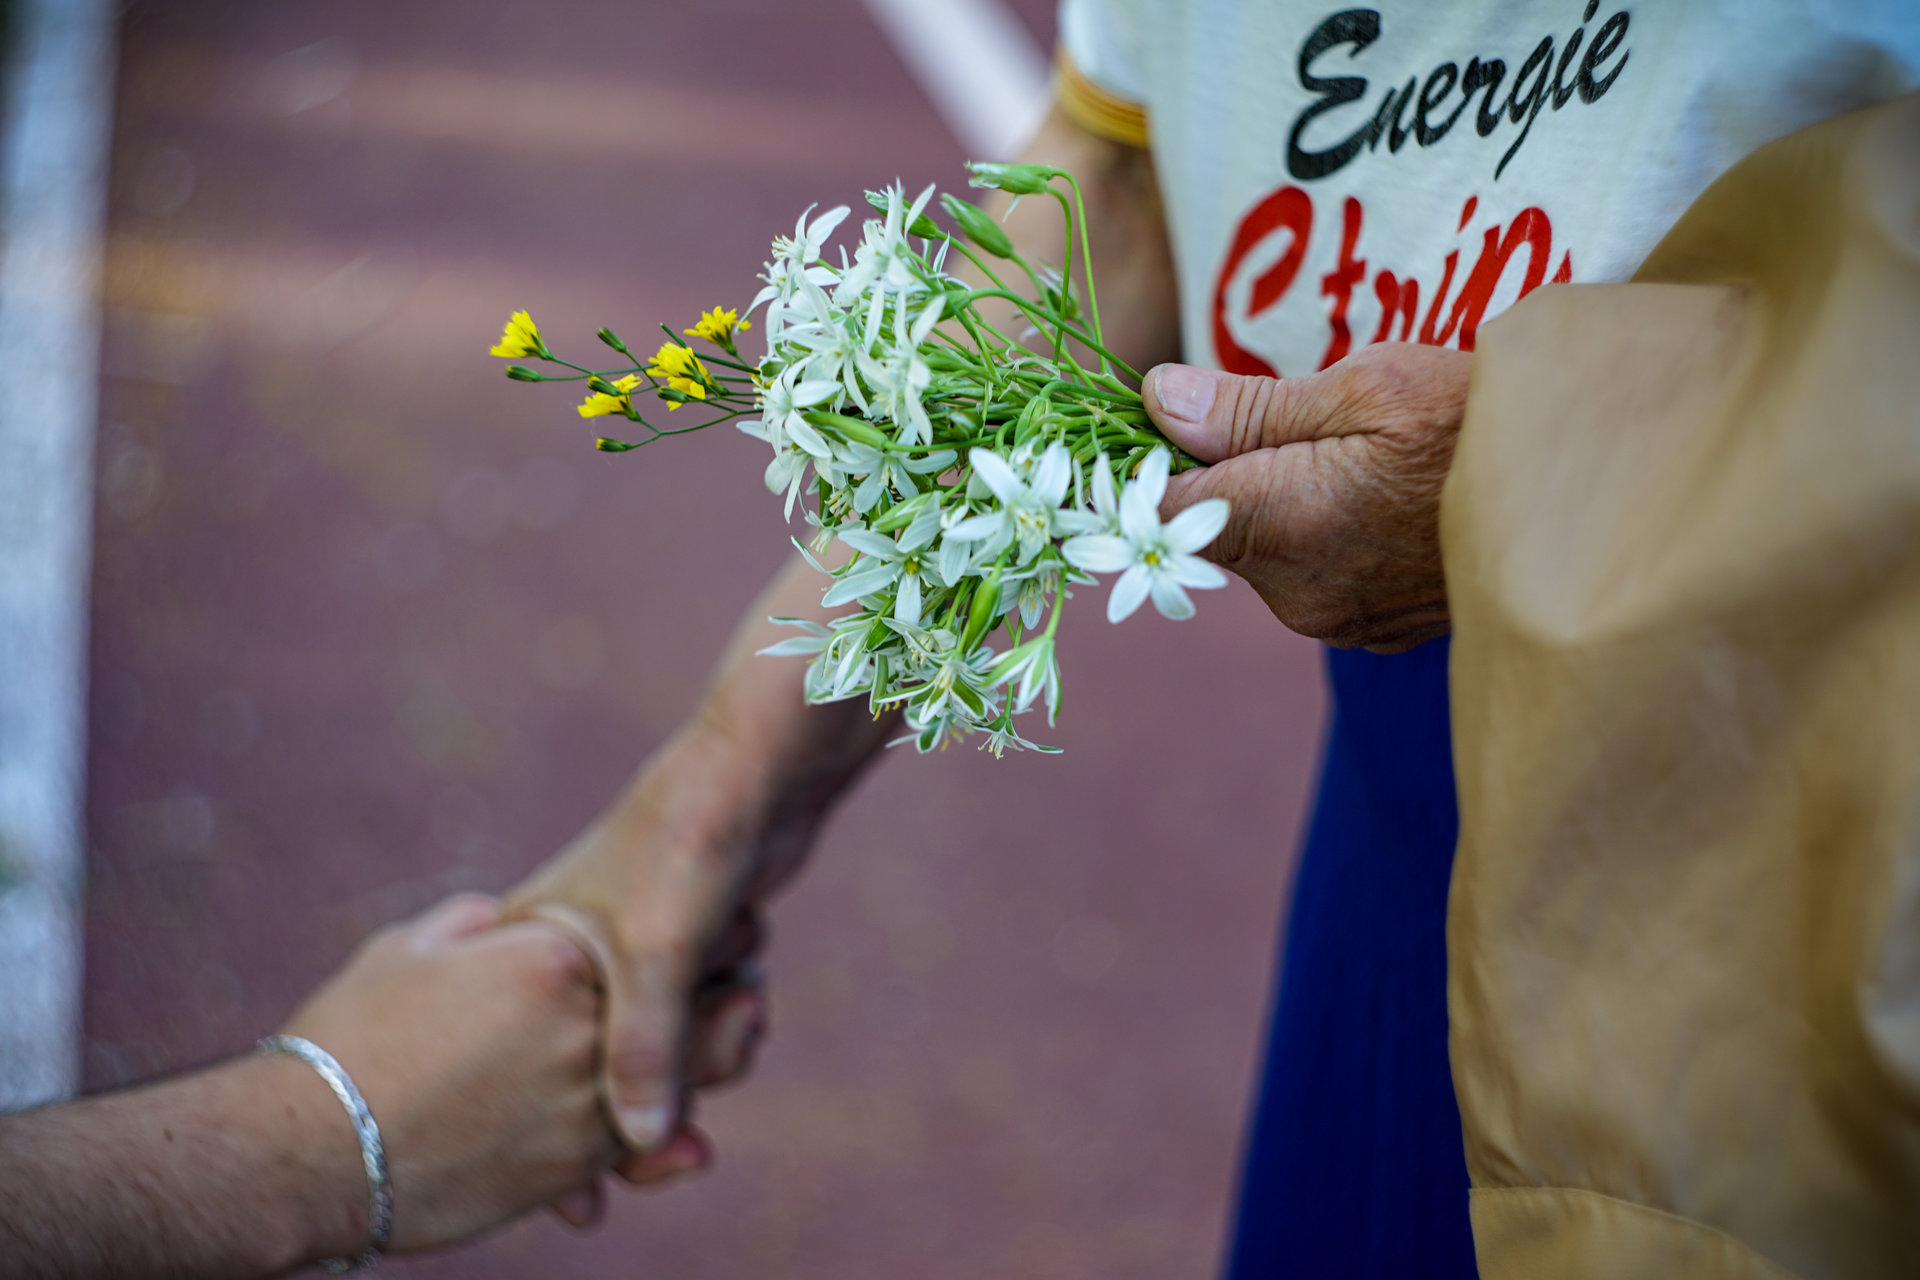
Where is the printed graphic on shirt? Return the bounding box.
[1212,3,1628,376]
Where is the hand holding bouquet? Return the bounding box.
[491,163,1229,753]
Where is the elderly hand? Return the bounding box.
[282,893,691,1254]
[505,671,890,1177]
[1144,343,1472,653]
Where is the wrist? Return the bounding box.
[232,1052,378,1268]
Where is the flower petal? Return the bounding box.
[1106,564,1151,623]
[937,535,974,583]
[808,204,851,247]
[1149,573,1195,620]
[908,298,942,348]
[968,449,1025,504]
[837,528,900,559]
[944,512,1004,543]
[1062,533,1134,574]
[1169,553,1229,589]
[1164,498,1230,554]
[906,182,937,231]
[1133,447,1171,507]
[1031,443,1072,507]
[789,378,841,407]
[757,636,830,657]
[1090,456,1118,518]
[1118,479,1162,545]
[899,505,943,553]
[786,415,833,460]
[894,571,922,626]
[821,564,899,607]
[904,449,957,475]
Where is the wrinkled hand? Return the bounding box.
[1145,343,1472,653]
[282,894,661,1252]
[503,724,814,1176]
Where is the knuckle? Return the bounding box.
[1223,375,1279,455]
[524,931,595,995]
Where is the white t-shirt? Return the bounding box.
[1058,0,1920,376]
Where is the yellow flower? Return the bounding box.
[684,306,749,344]
[645,342,712,410]
[489,310,546,359]
[577,374,640,418]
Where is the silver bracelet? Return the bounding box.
[258,1033,393,1273]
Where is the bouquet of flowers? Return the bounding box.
[489,163,1228,754]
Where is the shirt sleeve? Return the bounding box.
[1055,0,1151,148]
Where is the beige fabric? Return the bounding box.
[1444,95,1920,1280]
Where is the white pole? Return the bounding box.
[0,0,116,1110]
[862,0,1052,161]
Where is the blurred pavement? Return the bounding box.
[84,1,1328,1275]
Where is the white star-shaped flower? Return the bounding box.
[1061,447,1230,622]
[751,203,849,342]
[945,443,1076,566]
[855,298,941,447]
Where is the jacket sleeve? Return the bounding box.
[1444,92,1920,1280]
[1055,0,1150,148]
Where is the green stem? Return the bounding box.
[960,291,1141,381]
[1058,172,1107,368]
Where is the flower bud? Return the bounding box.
[504,365,544,381]
[869,490,934,533]
[587,376,622,396]
[965,161,1055,195]
[803,410,887,449]
[596,327,630,355]
[595,437,639,452]
[961,568,1003,651]
[939,193,1014,258]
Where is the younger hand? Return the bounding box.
[282,894,696,1253]
[1144,343,1472,653]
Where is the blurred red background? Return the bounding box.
[84,1,1326,1274]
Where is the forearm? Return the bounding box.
[0,1056,367,1280]
[649,554,899,877]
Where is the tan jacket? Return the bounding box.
[1446,95,1920,1279]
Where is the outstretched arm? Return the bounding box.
[507,103,1181,1169]
[0,895,628,1279]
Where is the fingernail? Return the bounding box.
[664,1138,710,1177]
[1153,365,1216,424]
[620,1104,673,1150]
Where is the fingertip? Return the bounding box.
[614,1125,712,1189]
[1144,365,1226,460]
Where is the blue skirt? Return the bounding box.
[1223,639,1478,1279]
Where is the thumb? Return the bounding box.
[1143,364,1344,462]
[526,903,690,1153]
